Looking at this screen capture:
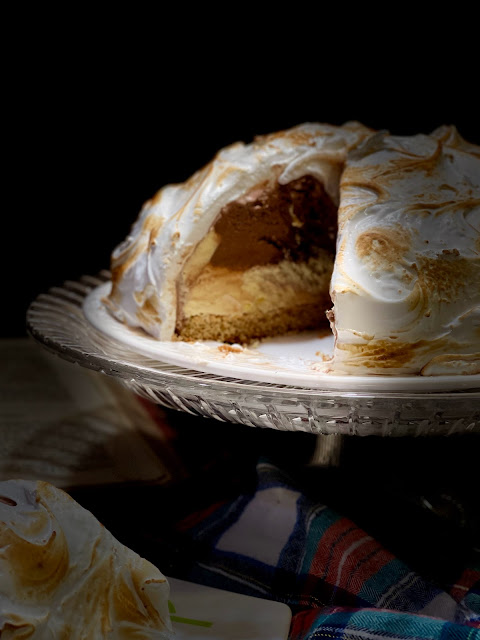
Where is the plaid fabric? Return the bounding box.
[173,459,480,639]
[291,607,480,640]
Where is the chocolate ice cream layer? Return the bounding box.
[210,175,337,270]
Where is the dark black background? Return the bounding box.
[5,21,479,337]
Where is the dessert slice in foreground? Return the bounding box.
[105,121,372,343]
[0,479,172,639]
[329,126,480,376]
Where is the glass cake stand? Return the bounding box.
[26,272,480,440]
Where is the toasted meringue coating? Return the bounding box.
[329,126,480,375]
[104,121,479,376]
[105,122,372,339]
[0,480,172,639]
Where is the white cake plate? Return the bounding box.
[27,272,480,437]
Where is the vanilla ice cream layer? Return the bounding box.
[179,255,333,320]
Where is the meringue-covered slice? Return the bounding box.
[329,126,480,375]
[0,480,172,639]
[105,122,372,342]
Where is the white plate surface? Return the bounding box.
[167,577,291,640]
[83,283,480,393]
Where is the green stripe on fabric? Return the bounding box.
[350,608,445,637]
[358,558,410,605]
[301,508,340,574]
[310,609,477,640]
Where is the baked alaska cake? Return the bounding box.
[104,122,480,376]
[0,480,172,639]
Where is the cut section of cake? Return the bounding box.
[329,125,480,375]
[105,122,372,343]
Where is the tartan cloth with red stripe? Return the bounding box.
[173,459,480,639]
